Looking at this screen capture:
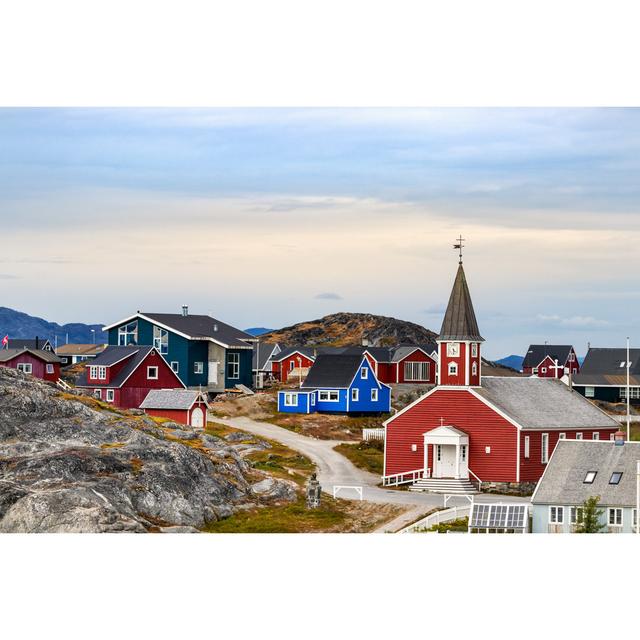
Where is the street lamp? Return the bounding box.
[91,329,95,344]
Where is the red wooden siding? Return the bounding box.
[439,342,467,385]
[469,343,481,386]
[276,353,315,382]
[144,408,190,424]
[0,353,60,382]
[385,389,519,482]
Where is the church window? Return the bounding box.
[541,433,549,463]
[448,362,458,376]
[471,343,478,357]
[472,361,477,376]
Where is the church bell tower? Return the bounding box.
[437,237,484,387]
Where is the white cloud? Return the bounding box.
[536,314,609,328]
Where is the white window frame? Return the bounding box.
[549,506,564,524]
[532,367,539,374]
[541,433,549,464]
[360,367,368,379]
[106,389,115,402]
[524,435,530,459]
[471,343,478,358]
[289,360,295,371]
[194,361,204,374]
[318,390,339,402]
[576,432,583,440]
[171,361,179,373]
[351,388,359,402]
[284,392,298,407]
[46,363,54,374]
[592,432,600,440]
[371,388,378,402]
[311,393,316,406]
[227,352,240,380]
[608,508,623,527]
[17,362,33,374]
[93,389,102,399]
[118,320,138,346]
[570,506,584,525]
[559,433,566,440]
[448,362,458,376]
[89,365,98,379]
[620,386,640,400]
[147,366,159,380]
[98,366,106,380]
[541,367,547,374]
[153,326,169,355]
[585,386,595,398]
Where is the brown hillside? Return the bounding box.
[261,312,437,347]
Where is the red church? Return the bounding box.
[383,256,620,493]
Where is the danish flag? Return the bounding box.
[2,335,8,348]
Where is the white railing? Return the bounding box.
[56,379,72,391]
[362,427,385,441]
[400,505,472,533]
[381,468,425,486]
[468,468,482,492]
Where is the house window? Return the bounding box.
[118,320,138,346]
[371,388,378,402]
[153,326,169,354]
[194,362,204,374]
[608,508,623,526]
[98,366,106,380]
[532,367,538,374]
[147,366,159,380]
[584,471,597,484]
[89,365,98,379]
[46,364,54,374]
[446,343,459,357]
[289,360,295,371]
[559,433,566,440]
[404,361,429,381]
[227,353,240,379]
[584,386,595,398]
[17,363,32,374]
[570,507,584,525]
[360,367,368,379]
[311,393,316,406]
[569,353,575,362]
[610,472,623,485]
[171,361,179,373]
[448,362,458,376]
[93,389,101,399]
[610,433,616,441]
[620,387,640,400]
[472,361,478,377]
[62,357,69,364]
[318,390,339,402]
[471,343,478,357]
[351,388,359,402]
[284,393,297,407]
[524,436,530,459]
[549,506,564,524]
[541,367,547,374]
[106,389,115,402]
[576,433,583,440]
[541,433,549,464]
[592,432,600,440]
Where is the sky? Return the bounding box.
[1,107,640,359]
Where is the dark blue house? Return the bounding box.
[278,354,391,415]
[103,307,255,393]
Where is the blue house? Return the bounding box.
[278,354,391,414]
[102,307,255,393]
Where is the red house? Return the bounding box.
[140,389,209,428]
[522,344,580,378]
[271,347,316,383]
[383,259,619,493]
[75,345,185,410]
[363,345,438,385]
[0,348,62,382]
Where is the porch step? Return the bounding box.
[409,478,478,494]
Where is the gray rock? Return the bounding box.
[224,431,254,442]
[250,477,298,502]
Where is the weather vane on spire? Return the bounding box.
[453,235,465,264]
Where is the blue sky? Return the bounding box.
[1,107,640,358]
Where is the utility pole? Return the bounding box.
[627,337,631,442]
[636,460,640,535]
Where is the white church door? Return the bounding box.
[434,444,457,478]
[191,407,204,429]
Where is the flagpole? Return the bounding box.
[627,336,630,442]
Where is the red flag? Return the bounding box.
[2,335,8,348]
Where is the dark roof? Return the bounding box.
[573,347,640,387]
[6,338,51,350]
[522,344,574,369]
[142,313,254,349]
[439,263,484,342]
[272,345,350,362]
[302,354,368,389]
[140,389,206,410]
[532,440,640,507]
[474,377,620,431]
[75,346,178,389]
[0,348,61,363]
[253,343,280,370]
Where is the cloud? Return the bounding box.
[536,314,609,328]
[0,273,19,279]
[423,304,446,315]
[315,292,343,300]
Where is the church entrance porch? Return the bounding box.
[423,425,469,479]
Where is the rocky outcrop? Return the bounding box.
[0,368,297,533]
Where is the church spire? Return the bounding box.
[439,260,484,342]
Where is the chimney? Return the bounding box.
[614,430,626,446]
[35,336,39,349]
[213,323,218,332]
[182,305,189,317]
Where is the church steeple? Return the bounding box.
[437,241,484,387]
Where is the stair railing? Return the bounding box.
[468,468,482,493]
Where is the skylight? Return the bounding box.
[609,472,623,485]
[584,471,597,484]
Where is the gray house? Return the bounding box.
[531,438,640,533]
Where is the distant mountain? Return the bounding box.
[495,355,524,371]
[261,312,437,347]
[0,307,107,346]
[244,327,274,337]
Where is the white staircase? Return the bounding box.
[410,477,478,494]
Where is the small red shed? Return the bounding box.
[271,348,316,382]
[0,348,62,382]
[140,389,209,428]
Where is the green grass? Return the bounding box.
[202,497,348,533]
[419,517,469,533]
[334,440,384,475]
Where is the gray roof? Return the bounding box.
[252,343,280,370]
[439,263,484,342]
[0,348,61,363]
[532,440,639,507]
[140,389,206,410]
[474,377,620,431]
[142,313,254,349]
[302,354,367,389]
[6,338,52,350]
[272,345,349,362]
[573,347,640,387]
[390,345,437,362]
[522,344,574,369]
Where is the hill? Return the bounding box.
[261,312,437,347]
[0,307,107,345]
[495,355,524,371]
